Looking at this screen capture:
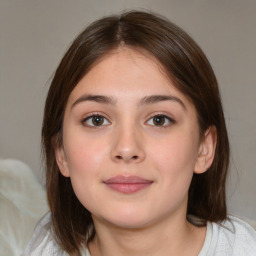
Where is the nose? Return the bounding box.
[111,125,145,164]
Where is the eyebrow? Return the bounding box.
[71,94,186,110]
[71,94,116,109]
[139,95,186,109]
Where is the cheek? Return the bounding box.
[149,133,199,185]
[63,135,110,210]
[64,130,110,173]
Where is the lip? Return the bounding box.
[103,175,153,194]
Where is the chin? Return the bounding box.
[96,208,155,230]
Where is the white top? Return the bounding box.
[22,212,256,256]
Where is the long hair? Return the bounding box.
[42,10,229,255]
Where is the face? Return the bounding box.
[56,47,215,229]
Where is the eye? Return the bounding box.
[82,115,110,127]
[146,114,175,127]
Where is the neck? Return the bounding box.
[88,211,206,256]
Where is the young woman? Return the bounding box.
[23,11,256,256]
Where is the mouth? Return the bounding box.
[103,175,153,194]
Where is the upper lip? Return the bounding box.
[103,175,153,184]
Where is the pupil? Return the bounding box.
[154,116,165,126]
[92,116,103,126]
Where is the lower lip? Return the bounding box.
[105,183,152,194]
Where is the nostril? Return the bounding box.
[115,155,139,161]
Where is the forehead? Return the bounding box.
[67,47,191,107]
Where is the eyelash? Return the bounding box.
[81,113,110,127]
[81,113,175,128]
[146,114,175,128]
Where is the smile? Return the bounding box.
[103,175,153,194]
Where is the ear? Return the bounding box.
[194,126,217,174]
[55,146,70,177]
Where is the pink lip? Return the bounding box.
[103,175,153,194]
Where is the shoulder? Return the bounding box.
[22,212,91,255]
[210,216,256,255]
[21,212,67,256]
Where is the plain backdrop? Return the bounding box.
[1,0,255,221]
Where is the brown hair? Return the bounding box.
[42,10,229,255]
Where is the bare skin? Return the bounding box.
[56,47,215,256]
[89,204,207,256]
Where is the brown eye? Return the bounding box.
[92,116,104,126]
[147,114,175,127]
[153,116,166,126]
[82,115,110,127]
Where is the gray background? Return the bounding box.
[1,0,255,221]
